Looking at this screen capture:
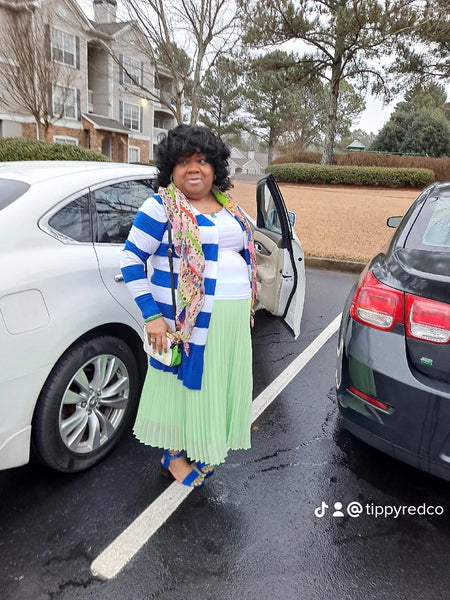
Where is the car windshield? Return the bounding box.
[0,179,30,210]
[406,195,450,250]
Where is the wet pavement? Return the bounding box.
[1,269,449,600]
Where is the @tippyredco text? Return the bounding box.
[314,501,445,519]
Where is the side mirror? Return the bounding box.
[288,211,296,227]
[387,216,403,228]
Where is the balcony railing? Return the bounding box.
[153,126,168,143]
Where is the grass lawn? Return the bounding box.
[231,179,418,263]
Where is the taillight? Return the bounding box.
[350,270,450,344]
[350,270,404,331]
[405,295,450,344]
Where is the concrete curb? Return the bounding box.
[305,256,365,273]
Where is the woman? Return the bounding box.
[120,125,257,487]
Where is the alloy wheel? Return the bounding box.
[59,353,130,454]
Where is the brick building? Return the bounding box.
[0,0,175,162]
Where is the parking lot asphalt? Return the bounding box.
[1,269,449,600]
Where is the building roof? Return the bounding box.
[346,139,366,150]
[82,114,131,134]
[254,152,268,168]
[230,147,247,160]
[230,157,248,168]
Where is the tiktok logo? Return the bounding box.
[314,501,329,518]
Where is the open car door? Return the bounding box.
[253,174,305,338]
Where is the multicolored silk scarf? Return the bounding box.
[158,183,257,353]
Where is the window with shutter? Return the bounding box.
[121,56,143,87]
[53,85,77,119]
[51,27,76,67]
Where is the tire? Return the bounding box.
[32,335,140,473]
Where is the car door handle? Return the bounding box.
[114,274,124,282]
[255,241,270,256]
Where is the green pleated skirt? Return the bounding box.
[133,298,253,465]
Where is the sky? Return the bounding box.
[356,97,395,134]
[76,0,448,136]
[76,0,93,17]
[76,0,398,134]
[360,83,450,134]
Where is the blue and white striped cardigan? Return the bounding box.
[120,193,253,390]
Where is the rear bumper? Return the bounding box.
[340,415,450,482]
[0,427,31,470]
[0,365,50,470]
[336,313,450,481]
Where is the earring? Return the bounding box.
[170,173,174,183]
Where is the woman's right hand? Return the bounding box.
[145,317,171,354]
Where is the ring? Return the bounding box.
[150,338,156,342]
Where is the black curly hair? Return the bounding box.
[155,124,232,191]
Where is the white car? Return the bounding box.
[0,161,305,473]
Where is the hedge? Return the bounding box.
[272,151,322,165]
[271,150,450,181]
[266,163,435,188]
[0,137,109,162]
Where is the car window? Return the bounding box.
[0,179,30,210]
[258,182,283,235]
[422,198,450,247]
[48,194,91,242]
[91,179,155,244]
[406,196,450,250]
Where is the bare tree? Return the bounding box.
[0,2,77,140]
[120,0,240,125]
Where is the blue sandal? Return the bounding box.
[196,461,215,477]
[160,450,204,488]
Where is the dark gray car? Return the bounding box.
[336,181,450,481]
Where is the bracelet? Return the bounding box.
[144,312,163,323]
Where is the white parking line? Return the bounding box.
[90,313,342,580]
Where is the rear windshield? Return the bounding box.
[406,196,450,250]
[0,179,30,210]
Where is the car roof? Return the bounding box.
[0,161,158,185]
[430,181,450,196]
